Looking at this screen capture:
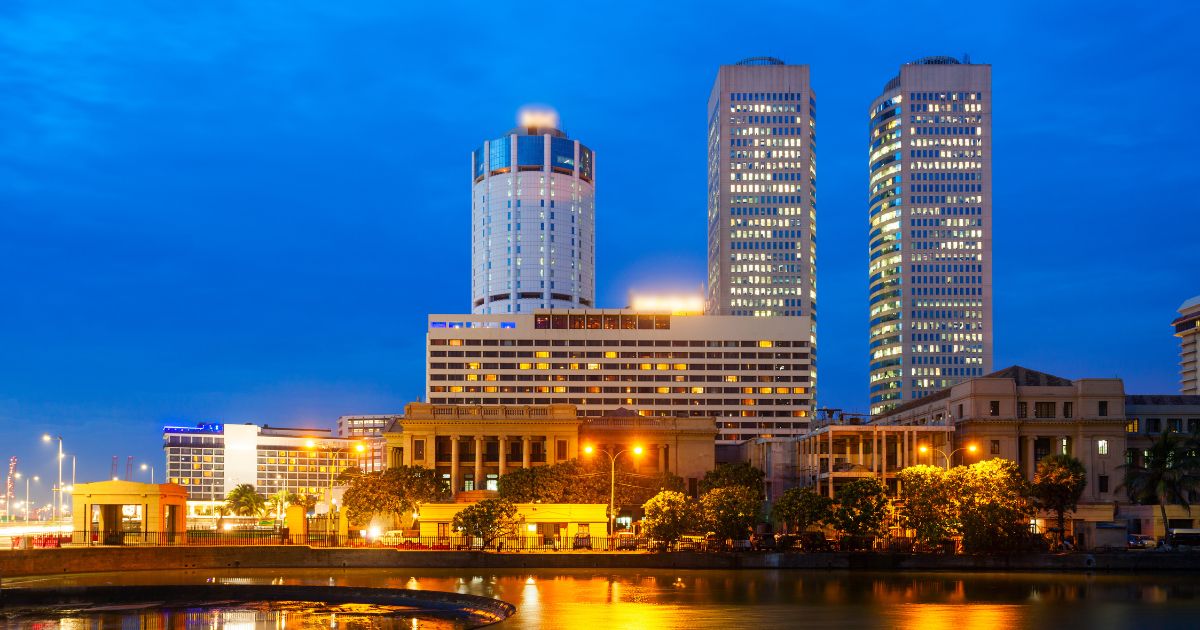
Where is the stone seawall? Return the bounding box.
[3,546,1199,578]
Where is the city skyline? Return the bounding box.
[1,1,1193,489]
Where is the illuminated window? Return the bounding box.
[536,362,550,370]
[535,351,550,358]
[519,363,532,369]
[604,351,617,359]
[758,340,773,348]
[1097,440,1109,456]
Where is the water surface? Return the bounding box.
[7,567,1200,629]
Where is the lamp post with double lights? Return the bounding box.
[918,443,978,469]
[15,473,39,523]
[42,434,63,521]
[582,444,642,535]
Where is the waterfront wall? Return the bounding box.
[3,546,1199,578]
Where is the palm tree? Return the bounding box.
[1032,453,1087,544]
[1121,430,1200,538]
[225,483,266,517]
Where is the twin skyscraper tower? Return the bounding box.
[469,56,993,414]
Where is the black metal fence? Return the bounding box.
[6,530,900,553]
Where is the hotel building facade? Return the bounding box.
[1175,295,1200,394]
[471,107,595,314]
[425,310,814,442]
[868,56,993,414]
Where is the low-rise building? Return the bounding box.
[382,402,717,496]
[162,422,364,519]
[412,502,608,545]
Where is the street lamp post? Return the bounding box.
[141,463,156,484]
[16,473,39,523]
[918,443,978,469]
[583,444,642,535]
[43,434,63,522]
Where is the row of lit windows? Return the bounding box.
[430,385,808,394]
[427,397,810,414]
[433,338,804,348]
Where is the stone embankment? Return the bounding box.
[3,546,1200,577]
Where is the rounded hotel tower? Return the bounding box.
[471,107,595,314]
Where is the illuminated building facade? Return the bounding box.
[868,56,993,414]
[705,57,818,401]
[425,310,814,442]
[336,414,391,472]
[1175,295,1200,394]
[471,107,595,314]
[162,423,362,505]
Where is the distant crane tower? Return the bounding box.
[5,456,16,516]
[111,456,118,480]
[125,456,134,481]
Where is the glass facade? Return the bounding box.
[867,58,992,415]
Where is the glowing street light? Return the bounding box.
[15,473,39,523]
[140,463,156,484]
[43,434,63,522]
[582,444,643,535]
[918,443,978,469]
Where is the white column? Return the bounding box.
[450,436,460,494]
[474,436,484,490]
[522,436,531,469]
[498,436,508,477]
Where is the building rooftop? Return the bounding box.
[735,56,785,66]
[1126,394,1200,406]
[1180,295,1200,312]
[875,365,1074,418]
[910,55,964,65]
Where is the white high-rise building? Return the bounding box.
[471,107,595,314]
[705,57,818,399]
[1176,296,1200,394]
[867,56,993,415]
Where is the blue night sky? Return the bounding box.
[1,1,1194,496]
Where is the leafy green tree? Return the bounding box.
[831,478,888,539]
[498,459,684,509]
[700,486,761,540]
[336,465,364,484]
[1032,454,1088,543]
[1121,429,1200,537]
[452,498,519,547]
[771,487,833,533]
[342,466,450,525]
[699,462,766,502]
[642,490,699,547]
[225,484,266,517]
[949,458,1035,553]
[897,465,957,545]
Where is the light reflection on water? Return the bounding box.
[5,601,466,630]
[7,568,1200,629]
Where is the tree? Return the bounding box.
[498,459,685,510]
[1121,429,1200,537]
[700,486,761,541]
[699,462,766,503]
[771,487,833,533]
[948,458,1035,553]
[342,466,450,526]
[831,478,888,540]
[293,493,319,513]
[897,465,957,545]
[1032,454,1088,544]
[452,498,519,547]
[225,484,266,517]
[642,491,699,548]
[266,490,297,521]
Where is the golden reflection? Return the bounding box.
[887,604,1022,630]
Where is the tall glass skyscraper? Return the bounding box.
[471,107,595,314]
[706,57,818,394]
[867,56,993,415]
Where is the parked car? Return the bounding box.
[1127,534,1155,549]
[379,530,409,545]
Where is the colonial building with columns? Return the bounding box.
[382,402,717,495]
[872,366,1128,504]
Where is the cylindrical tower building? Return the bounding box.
[471,107,595,314]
